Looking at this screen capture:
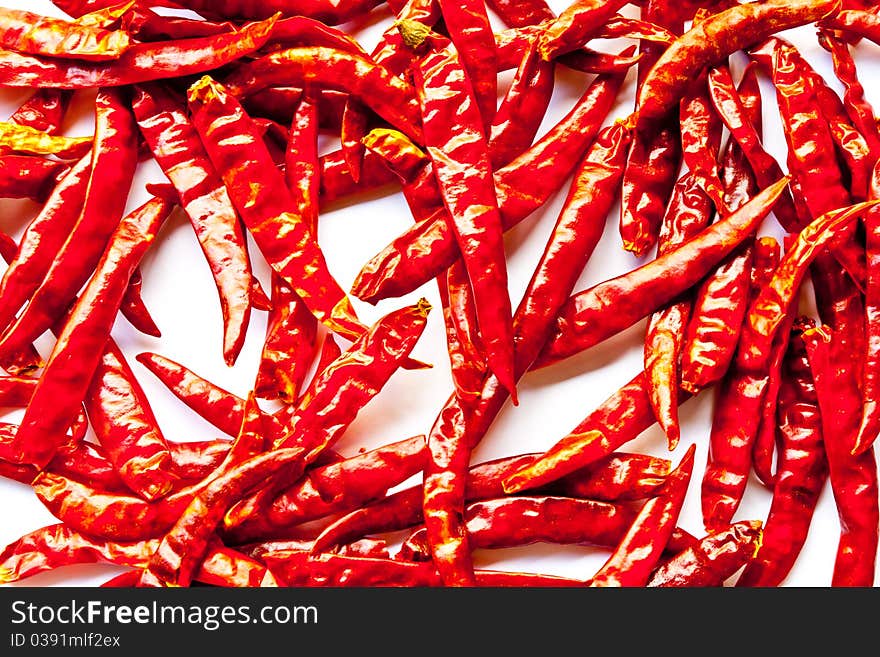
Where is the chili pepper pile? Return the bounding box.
[0,0,879,589]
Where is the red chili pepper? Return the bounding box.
[121,6,235,40]
[6,88,72,136]
[414,42,516,399]
[351,67,627,304]
[648,520,763,587]
[737,318,828,587]
[0,5,131,61]
[0,15,279,88]
[160,0,383,25]
[635,0,841,128]
[587,445,695,587]
[533,177,790,370]
[536,0,629,61]
[187,74,369,344]
[85,339,178,502]
[134,351,283,440]
[398,496,697,561]
[132,81,258,366]
[5,194,172,468]
[118,268,161,338]
[223,46,423,144]
[0,88,138,368]
[802,324,879,587]
[678,70,724,211]
[486,0,554,28]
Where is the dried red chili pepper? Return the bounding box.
[351,68,627,304]
[85,339,177,502]
[0,88,138,367]
[0,5,131,61]
[0,15,279,88]
[134,352,283,440]
[533,177,790,370]
[587,445,695,587]
[187,75,369,344]
[678,71,724,211]
[121,6,234,41]
[648,520,763,587]
[5,194,171,468]
[536,0,629,61]
[159,0,383,25]
[118,268,161,338]
[737,318,828,587]
[486,0,554,28]
[226,301,432,529]
[132,81,258,367]
[398,498,697,562]
[502,371,692,495]
[414,42,516,399]
[635,0,841,128]
[821,8,880,45]
[803,324,879,587]
[857,164,880,456]
[6,88,72,136]
[223,46,423,143]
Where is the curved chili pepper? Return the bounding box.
[635,0,841,128]
[121,6,235,40]
[6,195,171,468]
[502,371,691,495]
[802,325,879,587]
[0,121,90,159]
[414,43,516,399]
[0,15,279,88]
[649,520,763,587]
[587,445,695,587]
[737,319,828,587]
[0,88,138,367]
[533,177,790,370]
[118,268,161,338]
[0,6,130,61]
[85,339,178,502]
[536,0,629,61]
[351,68,627,304]
[134,351,283,440]
[222,46,422,144]
[132,81,257,367]
[644,173,713,450]
[486,0,554,28]
[0,154,68,201]
[596,15,677,44]
[821,8,880,45]
[188,75,367,344]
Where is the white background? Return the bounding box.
[1,0,878,587]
